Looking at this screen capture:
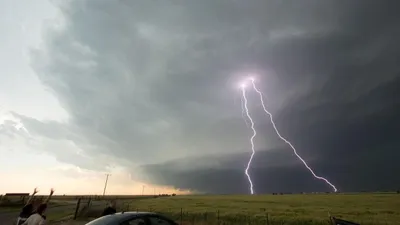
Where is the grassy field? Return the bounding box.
[126,193,400,225]
[2,193,400,224]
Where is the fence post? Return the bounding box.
[73,198,82,220]
[86,197,92,212]
[262,208,269,225]
[180,208,183,225]
[217,210,220,225]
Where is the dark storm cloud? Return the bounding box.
[141,81,400,193]
[141,82,400,192]
[21,0,400,192]
[137,1,400,192]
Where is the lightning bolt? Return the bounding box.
[249,78,338,192]
[240,94,250,128]
[241,85,256,194]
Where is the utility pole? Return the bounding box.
[103,174,111,196]
[142,185,145,195]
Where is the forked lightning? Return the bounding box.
[239,76,337,194]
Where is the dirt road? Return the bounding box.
[0,210,18,225]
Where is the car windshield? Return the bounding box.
[85,215,118,225]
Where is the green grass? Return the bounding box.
[127,193,400,225]
[0,206,21,213]
[46,211,74,222]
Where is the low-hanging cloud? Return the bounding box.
[8,0,400,193]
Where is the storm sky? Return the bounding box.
[1,0,399,194]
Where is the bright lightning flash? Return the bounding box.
[240,85,256,195]
[239,83,250,128]
[249,78,338,192]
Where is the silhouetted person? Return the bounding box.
[22,203,47,225]
[17,188,39,225]
[101,200,117,216]
[17,188,54,225]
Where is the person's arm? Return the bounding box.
[44,188,54,204]
[25,188,38,206]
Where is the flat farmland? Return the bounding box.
[126,193,400,225]
[2,193,399,224]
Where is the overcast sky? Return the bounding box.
[1,0,399,195]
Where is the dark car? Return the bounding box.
[85,212,179,225]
